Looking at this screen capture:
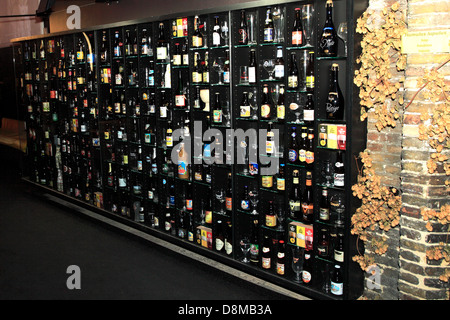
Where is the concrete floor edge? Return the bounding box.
[41,192,310,300]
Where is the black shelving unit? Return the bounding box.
[12,0,367,300]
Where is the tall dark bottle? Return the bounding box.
[156,23,168,61]
[238,10,248,45]
[291,8,303,46]
[249,219,259,265]
[289,169,301,220]
[319,0,338,57]
[301,171,314,223]
[288,126,299,164]
[288,52,299,89]
[326,63,344,120]
[263,8,274,42]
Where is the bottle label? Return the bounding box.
[213,110,222,123]
[266,214,276,227]
[250,244,259,261]
[249,67,256,83]
[241,199,250,210]
[261,175,273,188]
[262,256,271,269]
[292,31,303,46]
[145,133,151,144]
[223,71,230,83]
[277,105,285,120]
[186,199,193,211]
[320,208,330,221]
[173,55,181,66]
[160,106,167,118]
[118,177,126,188]
[205,210,212,224]
[334,250,344,262]
[175,94,185,107]
[290,200,300,213]
[304,109,314,122]
[288,149,298,162]
[249,162,258,175]
[302,203,313,220]
[225,241,232,255]
[306,151,314,164]
[215,238,224,251]
[277,178,285,191]
[326,92,340,114]
[302,270,312,283]
[192,72,201,83]
[226,197,232,211]
[239,29,248,43]
[264,28,274,42]
[261,104,271,118]
[331,281,343,295]
[156,47,167,60]
[178,161,188,178]
[288,75,298,88]
[192,35,202,48]
[276,262,285,275]
[334,173,344,187]
[274,65,284,78]
[306,76,315,89]
[299,149,306,162]
[240,105,251,117]
[42,102,50,112]
[266,141,274,154]
[213,33,221,46]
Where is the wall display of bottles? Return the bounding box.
[13,0,366,300]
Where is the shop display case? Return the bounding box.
[12,0,368,300]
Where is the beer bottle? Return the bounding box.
[276,85,286,122]
[301,171,314,223]
[249,219,260,265]
[331,265,344,295]
[288,52,299,89]
[302,250,313,284]
[249,49,257,84]
[212,92,223,124]
[261,235,271,270]
[276,240,286,276]
[215,220,224,252]
[305,128,315,166]
[334,150,345,187]
[225,172,233,212]
[260,84,272,119]
[288,127,299,164]
[238,10,248,45]
[319,188,330,221]
[274,47,284,80]
[291,8,303,46]
[241,185,250,211]
[303,93,315,124]
[156,23,168,61]
[326,63,344,120]
[263,8,274,42]
[319,0,338,57]
[289,170,301,220]
[306,51,315,92]
[298,127,308,163]
[318,228,330,258]
[334,233,345,262]
[265,200,276,228]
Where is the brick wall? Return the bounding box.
[399,0,450,300]
[360,0,449,300]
